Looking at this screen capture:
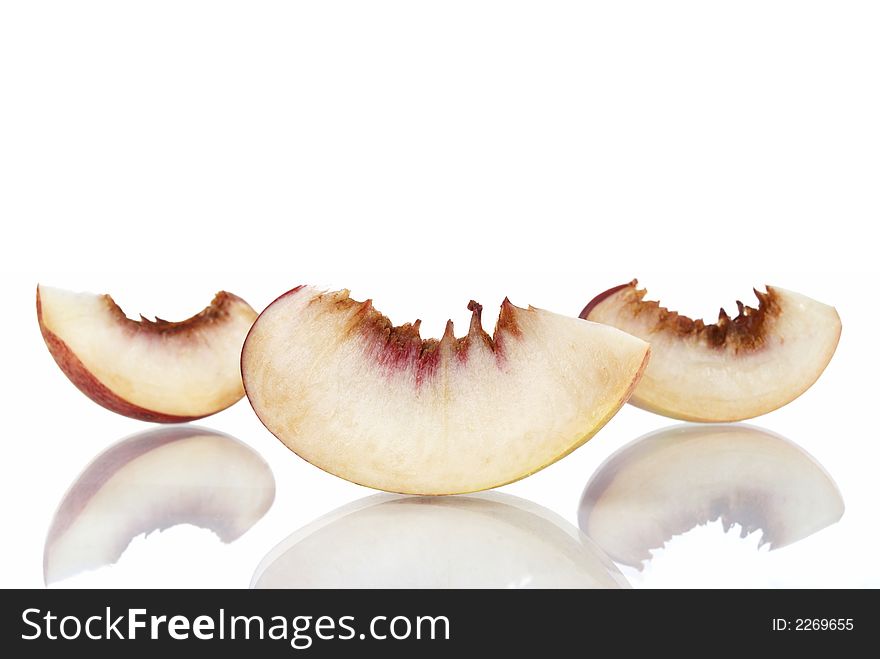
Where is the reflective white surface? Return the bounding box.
[252,493,627,589]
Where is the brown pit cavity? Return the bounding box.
[105,291,244,336]
[322,290,523,377]
[605,282,780,352]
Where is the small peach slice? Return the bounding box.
[581,281,841,422]
[37,285,258,422]
[241,287,650,495]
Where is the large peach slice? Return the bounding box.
[578,424,844,569]
[44,426,275,584]
[241,287,650,495]
[580,281,841,422]
[252,493,628,588]
[37,285,258,422]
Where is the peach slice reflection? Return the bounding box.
[578,424,844,569]
[252,493,628,589]
[44,426,275,584]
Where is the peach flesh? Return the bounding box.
[242,286,651,495]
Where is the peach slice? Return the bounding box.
[44,426,275,584]
[578,424,844,569]
[580,281,841,422]
[252,493,628,588]
[37,285,258,422]
[241,287,650,495]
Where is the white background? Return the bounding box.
[1,1,878,588]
